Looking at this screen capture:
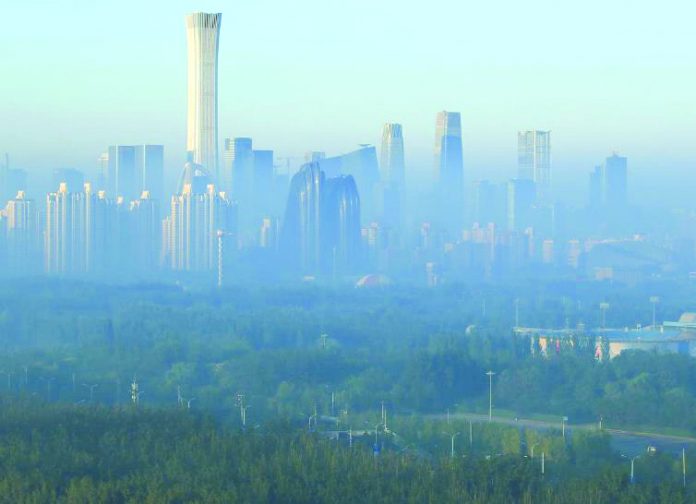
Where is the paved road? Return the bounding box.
[427,412,696,455]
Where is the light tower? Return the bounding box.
[649,296,660,328]
[186,12,222,180]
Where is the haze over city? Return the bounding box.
[2,2,696,502]
[2,0,695,204]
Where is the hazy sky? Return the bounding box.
[1,0,694,202]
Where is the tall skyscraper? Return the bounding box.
[380,123,405,188]
[223,137,253,199]
[186,12,222,179]
[518,130,551,201]
[603,153,628,208]
[434,111,464,230]
[324,175,361,273]
[280,163,361,275]
[107,146,137,201]
[280,163,324,273]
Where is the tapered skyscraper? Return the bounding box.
[186,13,222,180]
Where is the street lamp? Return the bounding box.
[600,302,610,330]
[622,454,640,484]
[650,296,660,328]
[599,302,610,329]
[486,371,496,422]
[514,298,520,328]
[444,432,461,459]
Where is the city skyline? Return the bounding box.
[1,1,694,206]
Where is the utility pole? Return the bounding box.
[469,419,473,447]
[683,448,687,489]
[562,416,568,440]
[486,371,496,422]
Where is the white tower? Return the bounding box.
[186,13,222,180]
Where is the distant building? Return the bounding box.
[603,153,628,209]
[518,130,551,202]
[506,179,536,232]
[380,123,405,188]
[434,111,464,231]
[52,168,85,194]
[166,181,237,272]
[186,12,222,178]
[280,163,362,274]
[2,191,39,274]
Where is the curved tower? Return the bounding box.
[186,13,222,180]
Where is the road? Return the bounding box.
[427,412,696,455]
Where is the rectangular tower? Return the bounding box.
[518,130,551,202]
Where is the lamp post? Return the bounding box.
[650,296,660,328]
[600,302,610,330]
[622,454,639,484]
[444,432,461,459]
[514,298,520,328]
[486,371,496,422]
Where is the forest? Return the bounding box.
[2,277,696,500]
[0,398,691,504]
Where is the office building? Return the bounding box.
[518,130,551,201]
[434,111,464,230]
[186,12,222,179]
[380,123,405,188]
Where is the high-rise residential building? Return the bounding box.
[131,191,161,272]
[186,12,222,180]
[45,183,72,274]
[434,111,464,230]
[3,191,39,274]
[380,123,405,188]
[166,182,237,272]
[518,130,551,201]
